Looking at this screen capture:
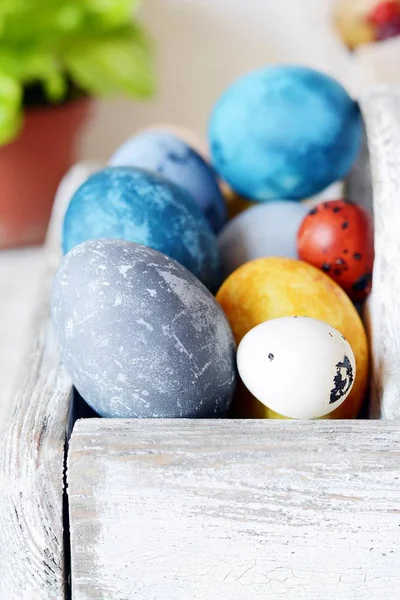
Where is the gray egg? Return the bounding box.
[51,239,237,418]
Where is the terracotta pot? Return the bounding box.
[0,97,92,249]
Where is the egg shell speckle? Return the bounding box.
[52,239,237,418]
[218,201,309,277]
[209,65,362,201]
[109,131,227,233]
[237,316,356,419]
[216,256,368,419]
[62,166,222,293]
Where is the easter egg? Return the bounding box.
[334,0,376,49]
[208,66,362,201]
[221,181,255,219]
[109,131,227,233]
[303,180,345,208]
[136,124,252,219]
[297,199,374,301]
[138,125,250,220]
[218,201,309,277]
[367,1,400,41]
[62,166,221,292]
[52,239,237,418]
[237,317,356,419]
[137,123,210,160]
[216,257,368,418]
[54,161,104,226]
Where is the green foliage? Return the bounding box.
[0,0,155,144]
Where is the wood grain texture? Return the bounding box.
[346,127,373,216]
[361,87,400,418]
[0,247,45,428]
[68,419,400,600]
[0,307,72,599]
[0,167,81,599]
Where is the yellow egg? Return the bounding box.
[221,180,255,219]
[334,0,375,49]
[217,257,369,419]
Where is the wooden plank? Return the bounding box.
[0,165,83,599]
[361,87,400,418]
[345,125,373,215]
[0,247,45,428]
[0,307,72,598]
[68,419,400,600]
[0,163,99,429]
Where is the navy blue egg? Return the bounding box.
[109,131,227,233]
[208,66,363,202]
[62,166,221,292]
[52,239,237,418]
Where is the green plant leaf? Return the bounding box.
[55,4,84,32]
[0,72,22,144]
[84,0,141,25]
[19,51,68,101]
[64,27,155,99]
[0,71,21,106]
[0,50,21,78]
[0,0,155,144]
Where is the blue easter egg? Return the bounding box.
[109,131,227,233]
[218,201,309,277]
[62,166,221,292]
[52,239,236,418]
[209,66,362,201]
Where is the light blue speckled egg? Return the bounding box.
[218,201,309,277]
[109,131,227,233]
[62,166,222,292]
[209,66,362,202]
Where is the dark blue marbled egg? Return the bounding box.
[209,66,362,201]
[62,166,221,292]
[109,131,227,233]
[52,239,237,418]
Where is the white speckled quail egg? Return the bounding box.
[237,316,356,419]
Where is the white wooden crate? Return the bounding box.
[1,88,400,600]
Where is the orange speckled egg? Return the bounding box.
[216,257,369,419]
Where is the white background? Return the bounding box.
[81,0,370,161]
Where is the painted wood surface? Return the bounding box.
[0,289,72,599]
[0,171,78,599]
[345,126,373,216]
[68,419,400,600]
[0,247,45,428]
[362,87,400,418]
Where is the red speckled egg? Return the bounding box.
[297,200,374,302]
